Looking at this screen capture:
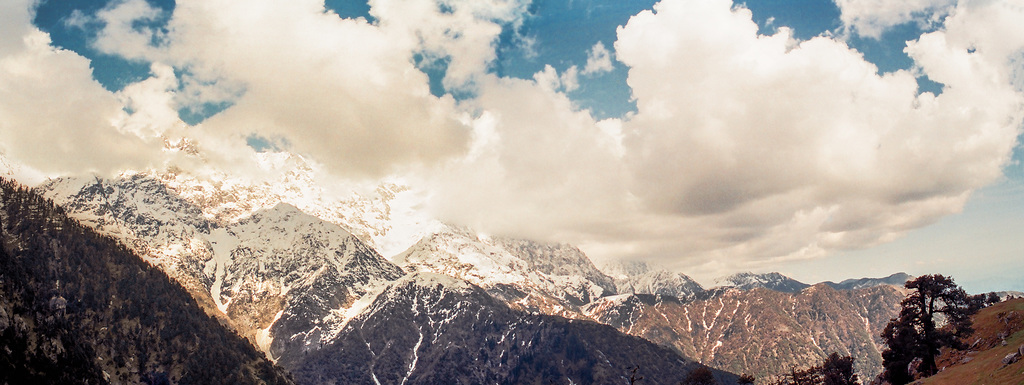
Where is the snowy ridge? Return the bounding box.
[209,202,404,360]
[602,261,704,301]
[713,272,810,293]
[393,224,615,313]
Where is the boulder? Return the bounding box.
[1002,351,1021,365]
[970,338,983,349]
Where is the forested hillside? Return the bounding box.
[0,177,292,384]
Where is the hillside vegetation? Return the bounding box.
[0,178,292,384]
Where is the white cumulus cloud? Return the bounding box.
[89,0,490,178]
[3,0,1023,282]
[421,0,1024,281]
[606,0,1023,276]
[0,0,165,177]
[834,0,955,38]
[582,41,614,75]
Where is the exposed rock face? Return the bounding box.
[288,273,736,385]
[584,284,907,380]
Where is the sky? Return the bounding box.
[2,0,1023,292]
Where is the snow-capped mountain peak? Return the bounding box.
[713,272,809,293]
[601,260,704,301]
[393,224,616,314]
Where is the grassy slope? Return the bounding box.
[920,298,1024,385]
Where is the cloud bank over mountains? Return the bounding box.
[1,0,1021,278]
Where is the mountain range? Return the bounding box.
[0,151,938,383]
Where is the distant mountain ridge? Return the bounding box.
[393,224,617,316]
[714,272,810,293]
[584,283,909,381]
[823,272,912,290]
[32,170,740,384]
[27,161,921,384]
[602,261,705,301]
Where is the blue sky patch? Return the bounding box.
[323,0,375,22]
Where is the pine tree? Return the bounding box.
[881,274,975,384]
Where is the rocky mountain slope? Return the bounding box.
[583,283,908,381]
[0,177,292,384]
[289,272,736,385]
[209,203,405,361]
